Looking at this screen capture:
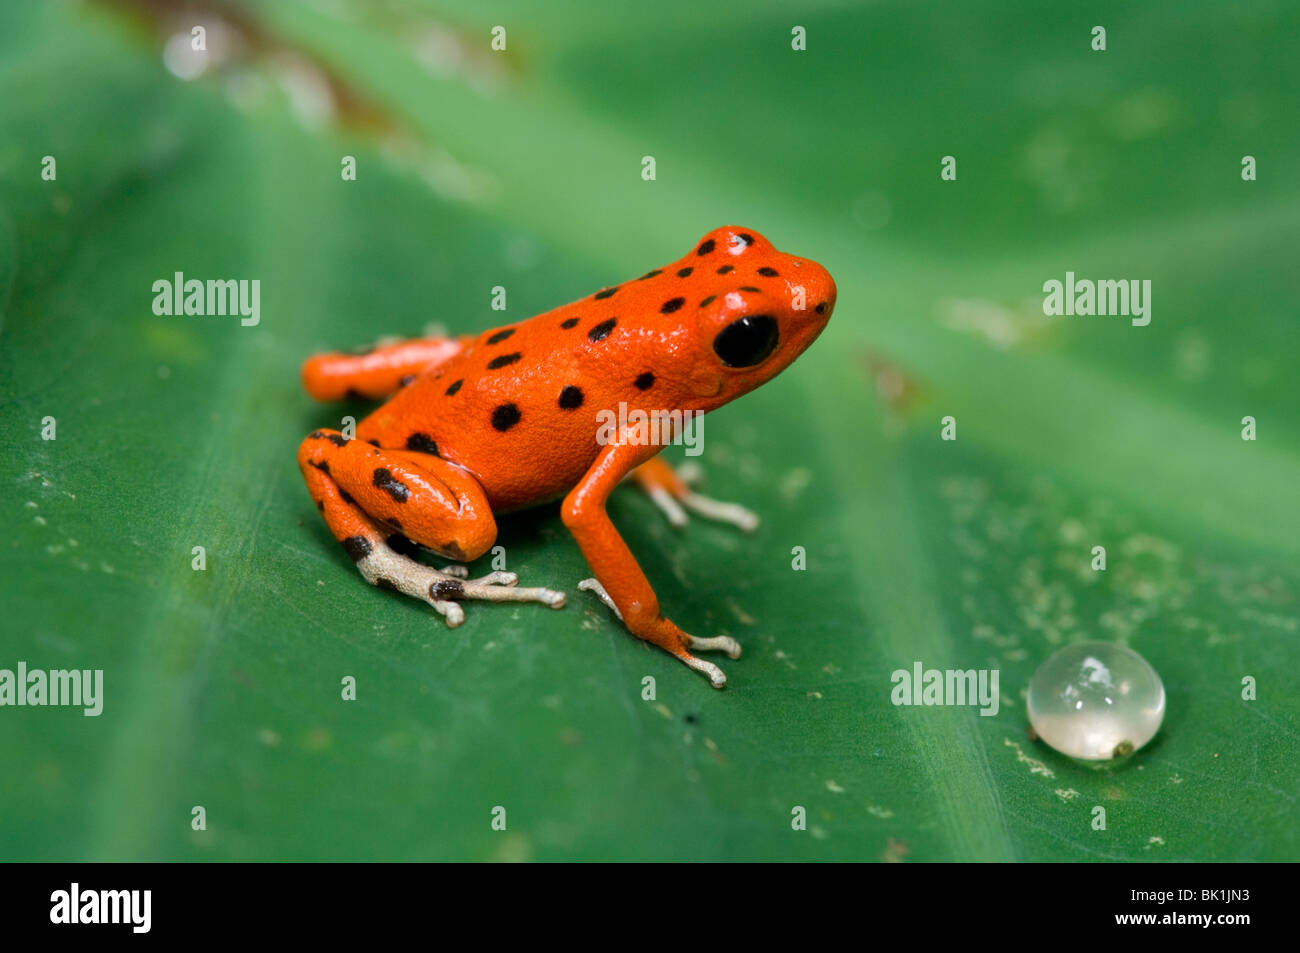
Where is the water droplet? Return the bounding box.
[1027,641,1165,760]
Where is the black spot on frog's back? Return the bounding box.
[492,403,522,431]
[588,318,617,341]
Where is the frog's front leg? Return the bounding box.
[563,443,741,689]
[298,430,565,625]
[631,456,759,533]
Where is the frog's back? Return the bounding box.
[357,226,832,511]
[358,284,690,510]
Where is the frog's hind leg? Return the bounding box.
[631,456,759,532]
[301,335,467,402]
[298,430,565,625]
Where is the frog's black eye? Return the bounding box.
[713,315,779,368]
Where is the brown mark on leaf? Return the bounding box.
[881,837,910,863]
[862,350,924,414]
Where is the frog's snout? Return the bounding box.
[796,257,836,322]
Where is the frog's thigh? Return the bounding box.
[298,431,496,562]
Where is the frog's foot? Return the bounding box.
[379,529,472,579]
[675,633,742,689]
[632,458,759,533]
[577,577,623,620]
[685,633,743,659]
[360,539,565,627]
[578,577,740,686]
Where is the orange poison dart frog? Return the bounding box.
[297,226,835,687]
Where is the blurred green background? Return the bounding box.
[1,0,1296,861]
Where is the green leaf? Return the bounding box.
[1,0,1296,861]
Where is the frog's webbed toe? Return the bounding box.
[359,540,565,627]
[676,635,741,689]
[681,655,729,689]
[632,458,759,533]
[454,570,566,613]
[577,577,622,620]
[684,633,742,659]
[676,491,759,532]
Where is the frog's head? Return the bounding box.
[686,226,835,406]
